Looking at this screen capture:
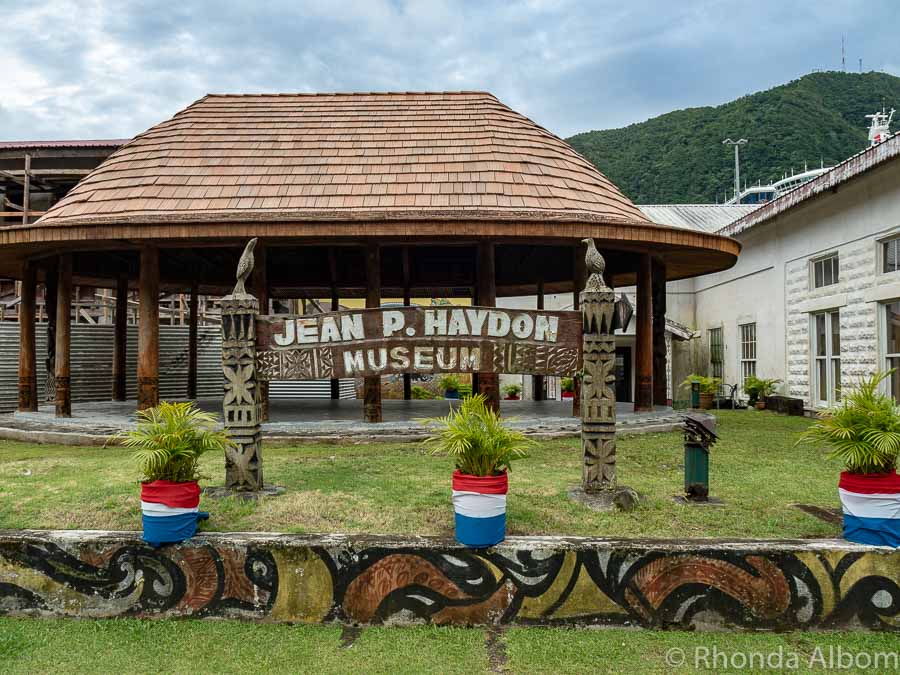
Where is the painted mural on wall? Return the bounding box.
[1,534,898,630]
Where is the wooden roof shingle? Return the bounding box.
[36,92,652,228]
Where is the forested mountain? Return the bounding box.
[567,72,900,204]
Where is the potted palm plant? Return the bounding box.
[424,395,531,547]
[798,372,900,547]
[503,383,522,400]
[681,375,720,410]
[119,401,233,548]
[438,374,461,399]
[561,377,575,399]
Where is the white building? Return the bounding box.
[678,133,900,408]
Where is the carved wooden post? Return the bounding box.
[250,241,269,422]
[17,261,38,412]
[580,240,617,493]
[572,245,586,416]
[221,239,263,491]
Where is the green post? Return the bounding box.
[690,382,700,409]
[684,444,709,499]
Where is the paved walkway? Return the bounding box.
[0,398,687,445]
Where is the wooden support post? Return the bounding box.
[652,259,668,407]
[17,262,37,412]
[112,275,128,401]
[580,242,617,492]
[532,277,545,401]
[477,241,500,412]
[402,245,412,401]
[634,253,654,412]
[55,255,72,417]
[44,260,58,403]
[573,244,586,416]
[21,154,31,225]
[329,247,341,400]
[364,243,383,422]
[138,245,159,410]
[250,242,269,421]
[188,281,199,400]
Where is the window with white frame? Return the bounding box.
[709,327,724,379]
[811,254,839,289]
[883,237,900,274]
[739,322,757,386]
[883,301,900,400]
[812,310,841,406]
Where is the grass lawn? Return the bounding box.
[0,410,841,538]
[2,618,898,674]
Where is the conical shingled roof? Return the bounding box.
[36,92,651,227]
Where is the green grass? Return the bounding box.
[0,410,841,538]
[2,618,897,674]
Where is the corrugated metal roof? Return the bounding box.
[720,134,900,237]
[638,204,758,233]
[0,139,127,150]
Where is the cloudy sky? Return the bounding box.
[2,0,898,141]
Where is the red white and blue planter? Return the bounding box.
[452,470,507,548]
[140,480,209,548]
[838,470,900,547]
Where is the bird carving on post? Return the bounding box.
[232,238,257,297]
[581,238,609,293]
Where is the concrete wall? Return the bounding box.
[2,531,898,630]
[694,159,900,406]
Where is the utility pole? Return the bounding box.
[722,138,747,203]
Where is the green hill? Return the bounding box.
[567,72,900,204]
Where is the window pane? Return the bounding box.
[818,359,828,402]
[831,312,840,354]
[887,240,899,273]
[889,357,900,401]
[833,359,841,401]
[832,256,840,284]
[887,302,900,355]
[815,262,824,288]
[816,314,826,356]
[823,260,833,286]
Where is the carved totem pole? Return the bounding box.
[580,239,617,493]
[221,238,264,491]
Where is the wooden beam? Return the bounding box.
[188,281,199,399]
[634,253,654,412]
[112,275,128,401]
[476,241,500,412]
[652,259,668,406]
[55,254,72,417]
[402,245,412,401]
[364,243,382,422]
[17,262,37,412]
[138,245,159,410]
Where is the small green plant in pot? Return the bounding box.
[438,374,462,400]
[503,383,523,400]
[744,376,782,409]
[797,372,900,547]
[561,376,575,399]
[119,401,233,548]
[681,375,720,409]
[424,395,531,547]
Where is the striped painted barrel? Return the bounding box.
[838,471,900,547]
[140,480,209,548]
[452,470,507,548]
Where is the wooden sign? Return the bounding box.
[255,306,581,380]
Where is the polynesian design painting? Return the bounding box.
[0,533,898,631]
